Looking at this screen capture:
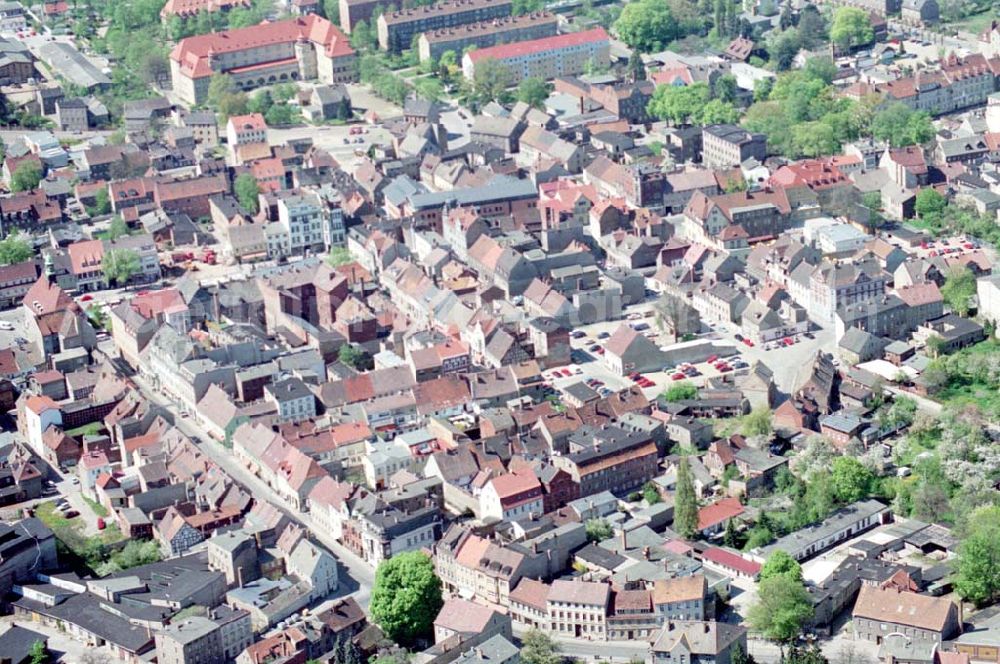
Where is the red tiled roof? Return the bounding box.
[466,27,608,63]
[701,547,761,576]
[161,0,250,18]
[170,15,354,79]
[67,240,104,275]
[697,497,744,530]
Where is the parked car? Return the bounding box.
[672,372,686,381]
[597,331,611,340]
[96,518,106,530]
[64,510,79,519]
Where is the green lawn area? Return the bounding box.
[64,422,104,437]
[36,500,123,559]
[947,11,995,34]
[931,339,1000,414]
[83,495,109,518]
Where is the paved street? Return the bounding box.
[127,370,376,608]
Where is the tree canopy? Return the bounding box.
[520,629,562,664]
[759,551,802,583]
[955,505,1000,607]
[614,0,684,53]
[747,573,815,645]
[0,233,33,266]
[830,7,874,51]
[871,103,935,148]
[647,82,739,126]
[102,248,141,286]
[663,382,698,402]
[674,456,699,539]
[370,551,443,647]
[516,77,551,109]
[941,266,976,317]
[915,188,947,220]
[831,457,874,504]
[11,161,42,192]
[234,173,261,214]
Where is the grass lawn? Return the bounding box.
[36,500,124,560]
[83,495,109,518]
[947,11,995,35]
[932,339,1000,414]
[64,422,104,437]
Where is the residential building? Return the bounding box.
[417,11,558,63]
[702,125,767,169]
[547,579,609,640]
[155,617,223,664]
[853,585,959,645]
[479,471,544,521]
[650,621,748,664]
[377,0,513,51]
[462,28,610,86]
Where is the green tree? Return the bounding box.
[628,50,646,82]
[871,103,935,147]
[0,233,33,265]
[647,82,710,125]
[248,89,274,115]
[234,173,261,214]
[699,98,741,125]
[674,456,699,539]
[723,516,738,548]
[207,74,235,108]
[760,550,802,582]
[747,574,814,652]
[102,248,141,286]
[585,517,613,543]
[470,58,512,105]
[915,188,946,220]
[89,188,112,217]
[29,641,47,664]
[831,457,874,504]
[955,505,1000,607]
[11,161,42,192]
[643,481,662,504]
[742,407,773,437]
[941,266,976,317]
[614,0,681,53]
[663,382,698,402]
[105,215,130,241]
[439,50,458,72]
[370,551,443,647]
[713,73,738,104]
[323,0,340,24]
[731,643,757,664]
[516,77,551,109]
[338,342,366,368]
[520,629,561,664]
[830,7,874,51]
[512,0,544,14]
[350,19,375,50]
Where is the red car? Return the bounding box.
[783,337,793,346]
[718,365,732,373]
[596,347,605,355]
[81,294,93,302]
[672,372,686,381]
[706,355,718,364]
[97,517,106,530]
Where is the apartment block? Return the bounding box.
[417,11,557,63]
[462,28,610,86]
[378,0,513,52]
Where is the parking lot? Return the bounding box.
[547,293,838,402]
